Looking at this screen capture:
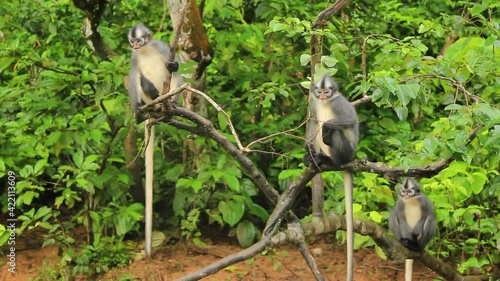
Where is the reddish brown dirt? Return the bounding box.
[0,236,439,281]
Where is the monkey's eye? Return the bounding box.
[129,38,145,45]
[317,89,332,96]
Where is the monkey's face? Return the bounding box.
[315,88,334,100]
[313,75,338,100]
[128,34,151,50]
[128,24,152,50]
[400,186,421,199]
[399,178,422,199]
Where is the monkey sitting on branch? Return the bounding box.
[389,178,437,281]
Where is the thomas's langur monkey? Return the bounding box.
[303,74,359,281]
[128,23,183,114]
[127,23,183,258]
[389,178,437,281]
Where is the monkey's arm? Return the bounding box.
[140,75,160,101]
[403,198,436,251]
[410,207,436,250]
[410,198,436,239]
[128,57,143,114]
[303,119,335,167]
[303,143,335,167]
[321,96,359,152]
[392,213,424,251]
[152,40,180,73]
[389,200,413,240]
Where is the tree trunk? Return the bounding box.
[167,0,214,172]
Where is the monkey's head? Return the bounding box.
[313,74,338,100]
[128,23,152,50]
[399,178,421,200]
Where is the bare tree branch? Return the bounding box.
[311,0,351,29]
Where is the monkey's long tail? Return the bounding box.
[145,119,155,258]
[343,170,354,281]
[405,259,413,281]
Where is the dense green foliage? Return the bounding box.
[0,0,498,278]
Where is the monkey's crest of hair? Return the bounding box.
[400,178,423,198]
[128,23,152,47]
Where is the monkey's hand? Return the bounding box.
[303,144,314,166]
[132,103,141,114]
[166,61,179,73]
[303,144,336,168]
[410,230,422,240]
[400,238,423,252]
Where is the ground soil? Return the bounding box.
[0,231,440,281]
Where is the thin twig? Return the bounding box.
[185,86,244,150]
[245,118,309,150]
[406,74,489,105]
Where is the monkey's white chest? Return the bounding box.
[314,102,336,154]
[404,197,422,230]
[137,48,168,98]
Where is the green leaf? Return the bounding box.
[374,245,387,260]
[34,206,52,220]
[152,231,166,248]
[423,137,439,154]
[470,172,487,195]
[379,118,398,131]
[177,178,204,193]
[0,225,10,246]
[223,174,240,192]
[444,104,462,111]
[35,221,52,230]
[369,211,382,223]
[272,23,287,32]
[33,159,48,176]
[300,54,311,66]
[353,203,362,213]
[394,106,408,121]
[0,57,15,72]
[382,76,399,93]
[216,154,227,170]
[72,151,84,168]
[219,200,244,227]
[114,213,128,236]
[89,211,100,231]
[322,56,338,67]
[21,190,37,205]
[217,112,228,131]
[55,196,65,208]
[236,220,256,248]
[249,203,269,221]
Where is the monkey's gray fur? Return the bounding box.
[389,178,437,252]
[303,74,359,281]
[303,74,359,168]
[127,23,183,114]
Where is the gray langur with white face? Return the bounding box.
[389,178,437,252]
[303,74,359,281]
[127,23,183,258]
[127,23,183,114]
[303,75,359,167]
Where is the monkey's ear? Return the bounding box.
[145,33,152,42]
